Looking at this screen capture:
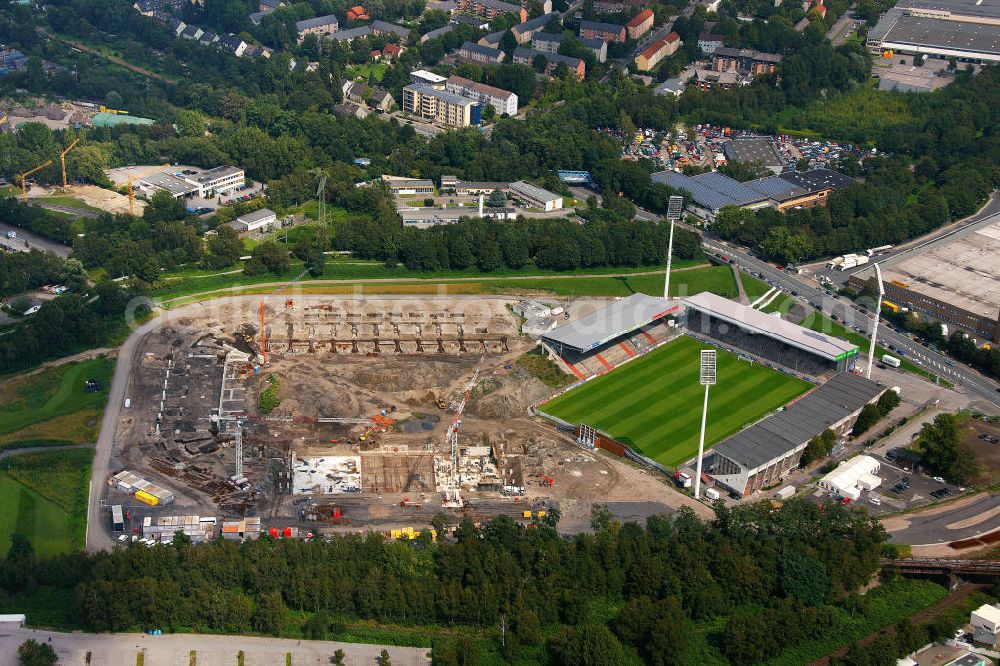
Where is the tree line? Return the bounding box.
[1,500,889,664]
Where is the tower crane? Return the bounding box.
[0,114,7,128]
[18,160,53,204]
[442,354,486,507]
[126,174,136,217]
[59,139,80,191]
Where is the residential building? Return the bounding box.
[332,26,373,42]
[181,25,204,40]
[230,208,277,234]
[403,84,479,127]
[712,46,782,75]
[531,32,565,53]
[249,10,268,25]
[199,31,219,47]
[217,34,248,57]
[866,0,1000,64]
[458,41,505,63]
[634,31,681,71]
[334,102,370,118]
[446,75,518,115]
[0,48,28,76]
[655,77,686,95]
[347,5,370,20]
[383,43,404,59]
[579,20,626,43]
[626,8,654,39]
[258,0,283,11]
[694,67,743,90]
[455,0,527,22]
[509,180,563,211]
[697,33,725,54]
[478,30,505,47]
[168,18,186,37]
[343,80,372,103]
[451,13,491,28]
[296,14,340,42]
[511,12,559,44]
[371,20,411,40]
[370,89,394,112]
[581,36,608,62]
[421,24,456,42]
[512,47,585,79]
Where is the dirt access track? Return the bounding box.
[90,295,706,550]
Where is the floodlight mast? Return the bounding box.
[866,263,884,379]
[693,349,716,500]
[663,196,683,301]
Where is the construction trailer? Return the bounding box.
[111,470,176,505]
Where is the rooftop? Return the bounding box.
[460,41,503,58]
[711,373,884,469]
[515,11,559,31]
[777,168,856,192]
[411,68,447,83]
[744,175,808,201]
[509,180,561,204]
[723,138,785,167]
[237,208,276,224]
[296,14,339,31]
[580,19,625,33]
[874,9,1000,57]
[628,8,654,26]
[713,46,783,63]
[194,165,243,183]
[683,291,859,360]
[140,171,199,196]
[446,75,516,99]
[406,83,476,106]
[651,170,768,212]
[542,293,678,352]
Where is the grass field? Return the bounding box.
[541,336,812,467]
[0,448,92,557]
[0,357,114,450]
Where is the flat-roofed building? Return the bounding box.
[411,69,448,86]
[651,170,771,220]
[445,75,518,115]
[192,165,245,196]
[697,33,725,54]
[380,175,435,195]
[509,180,563,211]
[138,171,201,199]
[456,0,527,21]
[722,138,785,173]
[296,14,339,42]
[712,46,782,75]
[403,83,479,126]
[399,205,516,227]
[626,8,654,39]
[867,0,1000,64]
[230,208,277,234]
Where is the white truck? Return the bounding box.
[881,354,901,368]
[673,472,692,489]
[838,254,870,271]
[704,488,720,501]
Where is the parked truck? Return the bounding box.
[704,488,720,500]
[881,354,901,368]
[673,472,692,488]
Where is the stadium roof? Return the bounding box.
[711,373,884,470]
[651,170,768,212]
[683,291,859,361]
[542,293,678,353]
[778,168,856,192]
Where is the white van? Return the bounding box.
[704,488,720,501]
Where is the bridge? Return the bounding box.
[883,558,1000,578]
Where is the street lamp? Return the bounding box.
[866,262,884,379]
[693,349,716,500]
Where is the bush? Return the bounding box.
[259,375,280,414]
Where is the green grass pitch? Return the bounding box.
[540,336,813,467]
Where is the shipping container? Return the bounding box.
[135,490,159,506]
[704,488,720,500]
[111,505,124,531]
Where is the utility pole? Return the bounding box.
[866,262,884,379]
[663,195,683,301]
[693,349,716,500]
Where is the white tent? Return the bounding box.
[819,455,881,499]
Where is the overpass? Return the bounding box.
[883,558,1000,579]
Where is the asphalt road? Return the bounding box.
[699,237,1000,406]
[887,493,1000,545]
[0,220,71,257]
[0,625,428,665]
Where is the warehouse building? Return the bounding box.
[509,180,563,211]
[722,138,785,173]
[867,0,1000,64]
[403,83,479,126]
[707,374,885,498]
[651,170,772,220]
[684,291,860,374]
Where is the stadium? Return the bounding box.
[534,288,879,496]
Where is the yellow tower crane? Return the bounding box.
[0,114,7,127]
[126,174,135,217]
[60,139,80,191]
[19,160,53,205]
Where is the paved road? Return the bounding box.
[0,625,428,665]
[699,236,1000,407]
[0,220,71,257]
[33,202,100,219]
[887,493,1000,545]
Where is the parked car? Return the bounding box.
[868,496,881,506]
[932,476,945,483]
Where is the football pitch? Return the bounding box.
[540,336,813,467]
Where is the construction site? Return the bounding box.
[105,295,668,541]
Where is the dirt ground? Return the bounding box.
[960,415,1000,485]
[27,183,144,215]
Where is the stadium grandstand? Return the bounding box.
[706,373,885,497]
[683,292,859,375]
[541,293,679,378]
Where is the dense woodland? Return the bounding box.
[1,502,896,664]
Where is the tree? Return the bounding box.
[330,649,346,665]
[17,640,56,666]
[105,91,125,110]
[549,624,628,666]
[877,389,900,416]
[305,610,330,639]
[253,590,286,635]
[58,258,89,292]
[852,403,881,437]
[244,241,290,276]
[486,188,506,208]
[915,413,978,484]
[204,225,245,269]
[378,649,392,665]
